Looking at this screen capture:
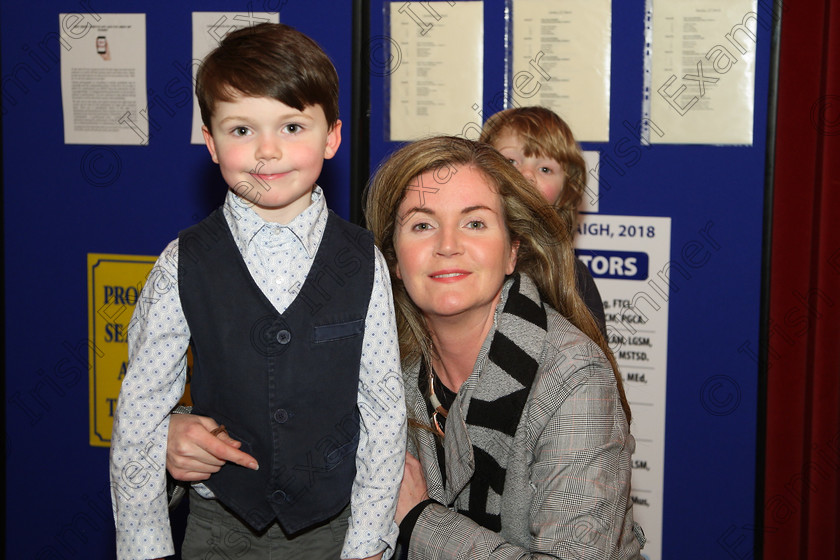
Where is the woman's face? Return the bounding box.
[393,164,518,324]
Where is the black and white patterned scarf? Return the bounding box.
[445,274,548,532]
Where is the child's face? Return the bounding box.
[491,130,565,206]
[202,95,341,223]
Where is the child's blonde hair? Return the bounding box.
[480,107,587,231]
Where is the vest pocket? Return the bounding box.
[313,318,364,343]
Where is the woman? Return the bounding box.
[168,137,643,559]
[367,136,641,559]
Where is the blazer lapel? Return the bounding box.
[441,394,475,503]
[406,360,476,505]
[407,372,447,501]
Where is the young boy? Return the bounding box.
[110,23,405,560]
[480,106,607,336]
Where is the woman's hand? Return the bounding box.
[167,414,258,481]
[396,451,430,524]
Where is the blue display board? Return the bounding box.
[2,1,771,558]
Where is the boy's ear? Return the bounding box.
[323,119,342,160]
[202,126,219,164]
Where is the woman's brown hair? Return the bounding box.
[364,136,630,423]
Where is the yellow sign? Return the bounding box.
[88,253,157,447]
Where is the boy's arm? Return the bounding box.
[109,240,191,560]
[342,248,407,560]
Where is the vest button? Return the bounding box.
[276,329,291,344]
[274,408,289,423]
[272,490,287,502]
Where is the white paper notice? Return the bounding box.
[388,1,483,141]
[511,0,611,142]
[646,0,757,144]
[574,214,671,560]
[190,12,281,144]
[60,14,147,145]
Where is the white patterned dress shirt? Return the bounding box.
[110,187,406,560]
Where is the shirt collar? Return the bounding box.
[221,185,329,258]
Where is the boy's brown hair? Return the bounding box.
[196,23,340,131]
[480,107,587,219]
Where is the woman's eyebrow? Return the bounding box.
[461,205,494,214]
[399,206,432,218]
[398,204,495,221]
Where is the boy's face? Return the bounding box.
[202,95,341,223]
[491,130,565,206]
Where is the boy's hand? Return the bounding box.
[167,414,258,480]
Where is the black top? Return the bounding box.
[575,257,607,338]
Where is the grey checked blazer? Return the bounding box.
[403,275,643,559]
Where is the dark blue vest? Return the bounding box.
[178,208,374,533]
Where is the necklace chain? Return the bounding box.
[428,367,448,437]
